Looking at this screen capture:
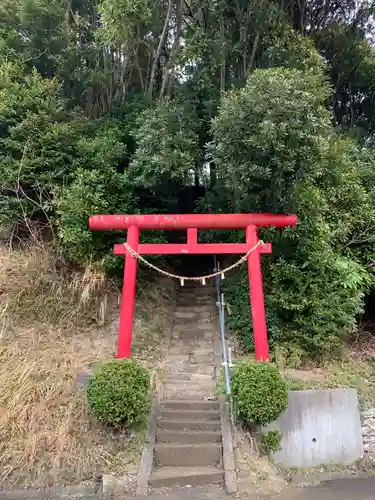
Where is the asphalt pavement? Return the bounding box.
[1,476,375,500]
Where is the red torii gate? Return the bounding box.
[89,213,297,361]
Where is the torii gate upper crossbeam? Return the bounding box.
[89,213,296,231]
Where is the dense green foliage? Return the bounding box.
[1,0,375,358]
[260,430,283,454]
[231,361,288,426]
[86,359,150,426]
[211,68,374,357]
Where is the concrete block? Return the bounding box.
[102,474,131,494]
[57,482,98,497]
[265,389,363,468]
[75,369,93,390]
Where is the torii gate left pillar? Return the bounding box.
[89,213,297,361]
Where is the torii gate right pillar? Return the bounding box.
[246,224,268,361]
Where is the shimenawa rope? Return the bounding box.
[123,240,264,284]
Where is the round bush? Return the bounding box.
[86,358,151,427]
[231,361,288,426]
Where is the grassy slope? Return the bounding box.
[0,245,174,488]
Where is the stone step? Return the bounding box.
[165,372,214,383]
[173,327,213,335]
[178,292,214,299]
[168,365,215,376]
[160,409,220,422]
[164,379,216,391]
[167,345,195,355]
[192,347,215,356]
[173,324,212,334]
[175,305,214,314]
[163,388,216,400]
[166,355,215,365]
[165,354,214,365]
[177,280,214,286]
[175,311,211,321]
[165,360,215,374]
[149,466,224,488]
[174,316,213,324]
[173,323,214,333]
[162,400,220,411]
[154,443,222,467]
[177,289,214,296]
[156,429,222,444]
[176,299,214,307]
[167,344,214,354]
[168,340,214,349]
[170,333,213,343]
[170,333,214,343]
[178,284,214,291]
[158,419,221,432]
[167,346,215,360]
[163,389,215,400]
[177,296,214,302]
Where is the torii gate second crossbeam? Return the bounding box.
[89,213,298,361]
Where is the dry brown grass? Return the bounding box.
[0,244,175,489]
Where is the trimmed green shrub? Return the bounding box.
[231,361,288,426]
[260,430,283,454]
[86,358,151,427]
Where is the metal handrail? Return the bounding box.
[214,256,232,397]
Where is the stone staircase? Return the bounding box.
[149,281,225,489]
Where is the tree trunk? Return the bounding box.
[147,0,173,100]
[247,32,260,76]
[220,13,225,91]
[160,0,184,98]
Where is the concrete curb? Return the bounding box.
[214,300,237,494]
[219,396,237,494]
[0,484,98,500]
[136,396,160,496]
